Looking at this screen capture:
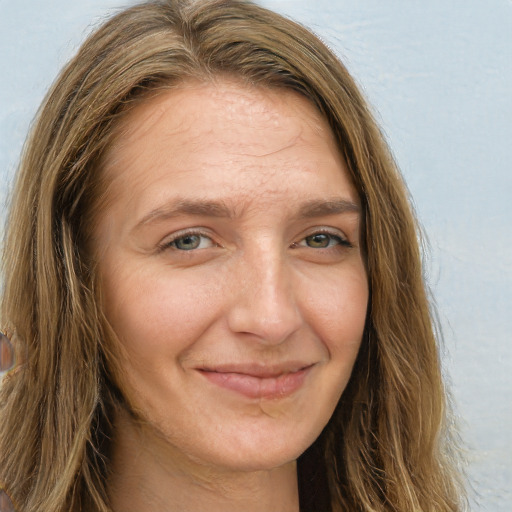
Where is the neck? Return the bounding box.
[108,408,300,512]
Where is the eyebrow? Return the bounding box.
[135,199,233,228]
[134,196,361,231]
[296,198,361,218]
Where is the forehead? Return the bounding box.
[96,79,358,234]
[103,79,340,176]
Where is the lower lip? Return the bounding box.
[198,367,312,399]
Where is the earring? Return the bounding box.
[0,331,15,373]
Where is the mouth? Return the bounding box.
[196,363,314,399]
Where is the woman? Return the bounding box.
[0,0,466,511]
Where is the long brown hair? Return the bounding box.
[0,1,465,510]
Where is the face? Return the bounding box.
[95,80,368,472]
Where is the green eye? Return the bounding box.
[172,233,218,251]
[173,234,202,250]
[304,233,344,248]
[162,231,216,252]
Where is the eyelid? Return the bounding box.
[156,226,353,253]
[158,228,218,251]
[294,227,352,247]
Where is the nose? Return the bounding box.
[226,245,303,345]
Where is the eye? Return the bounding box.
[304,233,339,248]
[163,232,216,251]
[295,231,351,249]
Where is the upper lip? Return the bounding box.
[196,362,314,379]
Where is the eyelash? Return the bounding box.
[291,229,352,250]
[159,228,352,252]
[158,229,217,252]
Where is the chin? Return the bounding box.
[196,426,319,473]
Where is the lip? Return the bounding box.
[197,363,314,399]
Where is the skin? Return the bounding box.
[95,79,368,512]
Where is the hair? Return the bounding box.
[0,0,466,510]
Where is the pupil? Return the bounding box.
[176,235,200,250]
[308,234,329,248]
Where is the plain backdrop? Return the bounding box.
[1,1,511,510]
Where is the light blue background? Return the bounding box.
[1,1,511,510]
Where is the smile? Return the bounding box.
[197,364,314,399]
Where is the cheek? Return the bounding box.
[101,261,225,361]
[300,262,368,355]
